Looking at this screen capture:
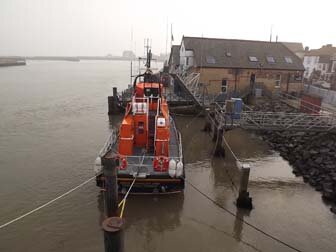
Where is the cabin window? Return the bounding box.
[138,121,144,134]
[221,79,227,93]
[144,87,159,97]
[275,74,281,88]
[285,56,293,64]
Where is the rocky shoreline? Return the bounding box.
[252,98,336,213]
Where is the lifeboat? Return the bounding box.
[95,51,184,194]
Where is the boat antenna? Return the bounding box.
[145,39,152,70]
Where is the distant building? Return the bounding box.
[122,50,136,59]
[168,45,180,72]
[281,42,305,59]
[171,36,304,97]
[303,44,336,82]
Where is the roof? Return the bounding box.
[305,45,336,56]
[281,42,304,53]
[182,36,305,71]
[318,55,331,64]
[168,45,180,66]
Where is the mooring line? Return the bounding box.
[211,132,239,194]
[185,179,304,252]
[0,175,97,230]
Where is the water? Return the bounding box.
[0,61,335,252]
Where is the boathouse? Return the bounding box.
[170,36,305,98]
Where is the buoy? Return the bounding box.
[176,161,183,177]
[94,157,102,174]
[168,159,177,178]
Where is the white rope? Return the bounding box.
[0,175,96,230]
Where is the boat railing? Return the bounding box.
[122,154,183,166]
[99,129,118,157]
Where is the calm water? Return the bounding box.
[0,61,335,252]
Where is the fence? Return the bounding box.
[304,84,336,107]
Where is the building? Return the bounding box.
[122,50,136,59]
[167,45,180,72]
[303,44,336,80]
[173,36,304,97]
[281,42,305,59]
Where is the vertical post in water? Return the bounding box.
[102,157,118,216]
[101,156,124,252]
[108,87,119,115]
[214,127,225,157]
[236,163,252,209]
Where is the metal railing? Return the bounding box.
[211,101,336,132]
[239,111,336,131]
[99,130,118,157]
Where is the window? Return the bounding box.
[284,56,293,63]
[275,74,281,88]
[221,79,227,93]
[186,57,189,65]
[266,56,276,63]
[206,56,216,64]
[249,56,258,62]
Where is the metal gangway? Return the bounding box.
[174,70,252,107]
[212,102,336,132]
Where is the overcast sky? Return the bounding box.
[0,0,335,56]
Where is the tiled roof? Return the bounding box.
[182,36,305,71]
[281,42,304,53]
[305,45,336,56]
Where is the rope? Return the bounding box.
[185,109,204,129]
[0,175,97,230]
[185,179,304,252]
[118,176,137,208]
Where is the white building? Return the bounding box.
[303,44,336,79]
[179,40,194,72]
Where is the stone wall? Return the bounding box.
[252,98,336,213]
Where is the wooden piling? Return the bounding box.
[101,156,124,252]
[108,87,120,115]
[236,163,252,209]
[214,127,225,157]
[103,217,124,252]
[102,157,118,216]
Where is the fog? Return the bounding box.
[0,0,335,56]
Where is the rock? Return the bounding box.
[320,148,330,154]
[330,206,336,214]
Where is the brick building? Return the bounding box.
[171,36,305,97]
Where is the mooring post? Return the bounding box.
[102,157,118,216]
[203,115,211,132]
[108,87,119,115]
[236,163,253,209]
[214,127,225,157]
[101,157,124,252]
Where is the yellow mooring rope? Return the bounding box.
[118,176,137,218]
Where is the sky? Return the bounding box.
[0,0,335,56]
